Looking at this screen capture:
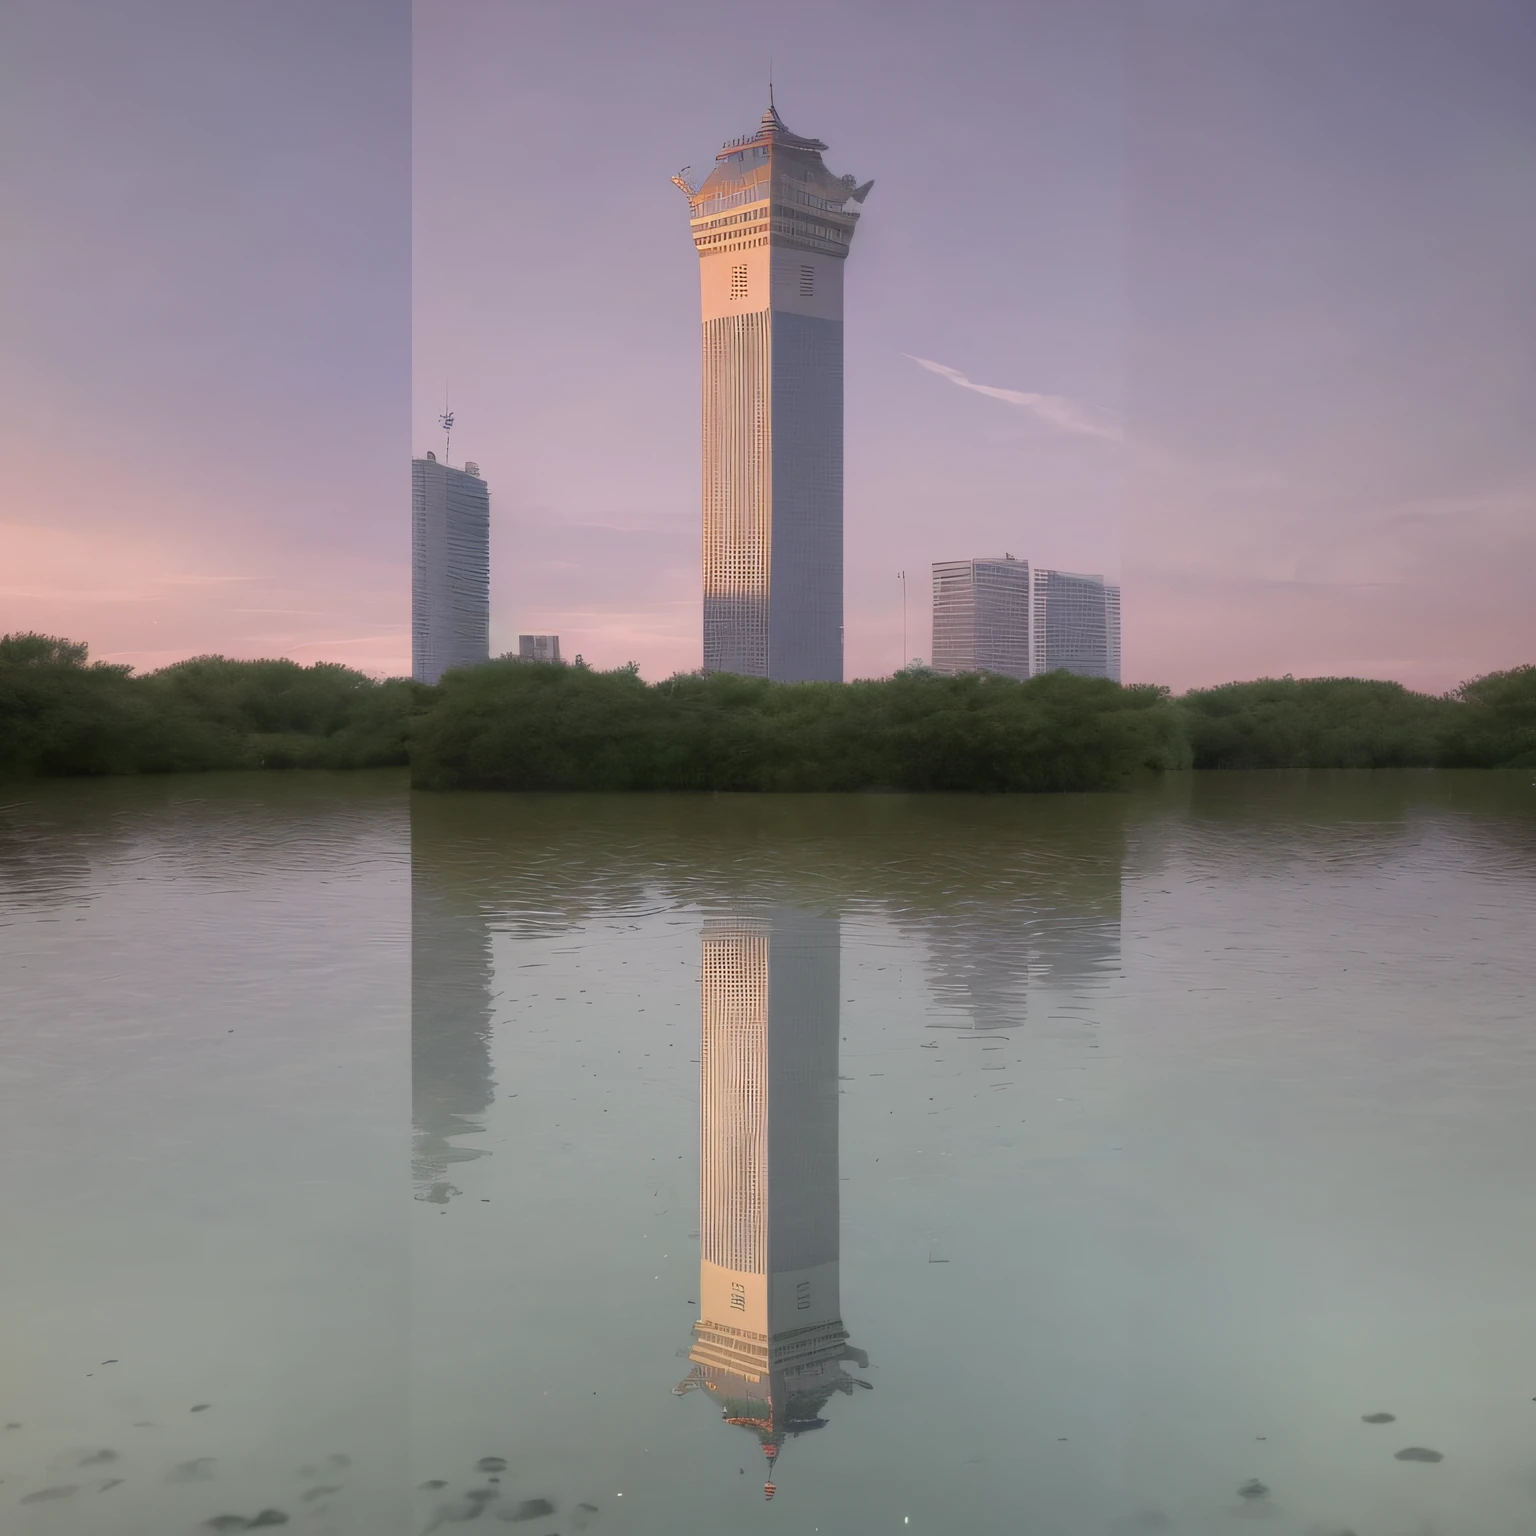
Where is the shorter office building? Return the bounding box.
[931,556,1033,680]
[517,634,562,664]
[931,556,1121,682]
[1032,567,1121,682]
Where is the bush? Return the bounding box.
[0,633,425,777]
[1177,676,1463,769]
[1447,665,1536,767]
[5,632,1533,786]
[409,661,1189,792]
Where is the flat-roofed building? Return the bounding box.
[411,453,489,684]
[930,556,1032,679]
[1032,567,1121,682]
[931,556,1121,682]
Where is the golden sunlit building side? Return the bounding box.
[675,103,873,682]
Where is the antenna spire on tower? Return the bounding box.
[438,377,454,461]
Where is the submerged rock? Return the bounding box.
[249,1514,290,1529]
[420,1480,448,1490]
[1361,1412,1396,1424]
[505,1498,557,1522]
[20,1486,78,1503]
[1394,1446,1444,1463]
[168,1458,218,1483]
[302,1485,342,1502]
[1238,1480,1270,1502]
[78,1449,119,1466]
[422,1489,499,1531]
[476,1458,508,1473]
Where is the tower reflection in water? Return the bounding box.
[675,908,870,1500]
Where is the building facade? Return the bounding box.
[676,103,873,682]
[931,557,1121,682]
[931,556,1033,679]
[517,634,561,664]
[1032,567,1121,682]
[677,909,868,1498]
[411,453,490,685]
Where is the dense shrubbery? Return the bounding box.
[4,633,1534,787]
[1179,669,1536,769]
[409,660,1187,792]
[0,633,428,776]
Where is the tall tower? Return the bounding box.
[411,453,490,684]
[676,909,870,1499]
[675,104,873,682]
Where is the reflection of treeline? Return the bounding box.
[4,632,1534,782]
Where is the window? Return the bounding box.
[799,264,814,297]
[730,264,748,300]
[730,1282,746,1312]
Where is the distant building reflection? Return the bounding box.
[918,831,1125,1034]
[410,848,495,1205]
[675,909,870,1500]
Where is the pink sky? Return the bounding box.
[6,1,1533,694]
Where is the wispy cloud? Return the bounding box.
[906,355,1121,441]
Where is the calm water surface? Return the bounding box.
[2,771,1533,1536]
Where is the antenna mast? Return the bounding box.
[439,379,454,464]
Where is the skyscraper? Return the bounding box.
[676,909,869,1499]
[931,557,1121,682]
[931,556,1033,679]
[411,453,489,684]
[1032,567,1121,682]
[675,102,873,682]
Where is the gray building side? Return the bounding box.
[931,557,1032,679]
[767,312,844,682]
[411,456,489,685]
[933,558,1121,682]
[1032,568,1121,682]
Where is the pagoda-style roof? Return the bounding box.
[716,102,829,157]
[679,99,874,237]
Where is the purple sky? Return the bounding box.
[6,1,1533,691]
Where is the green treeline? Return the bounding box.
[410,663,1186,791]
[0,633,427,776]
[3,632,1533,789]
